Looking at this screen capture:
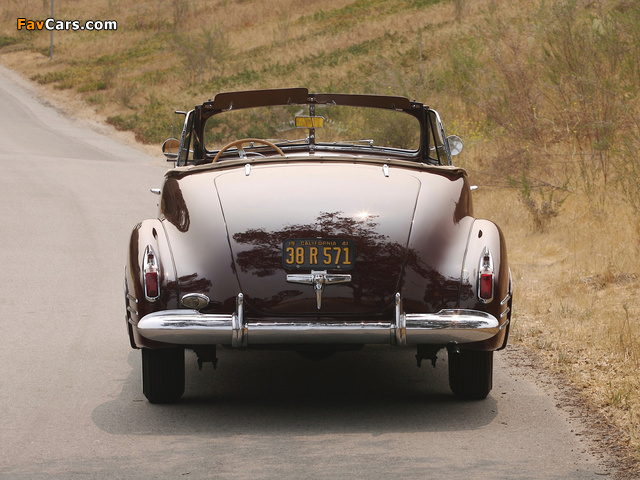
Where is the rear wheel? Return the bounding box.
[142,348,185,403]
[448,348,493,400]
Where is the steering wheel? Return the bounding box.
[212,138,285,163]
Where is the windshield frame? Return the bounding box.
[178,88,443,166]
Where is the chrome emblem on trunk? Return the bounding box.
[286,270,352,309]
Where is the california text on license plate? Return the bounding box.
[282,238,355,270]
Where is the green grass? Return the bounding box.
[0,36,18,47]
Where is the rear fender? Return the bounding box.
[125,219,178,349]
[459,219,510,350]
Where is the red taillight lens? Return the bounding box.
[143,246,160,300]
[480,272,493,300]
[145,272,159,298]
[478,247,494,303]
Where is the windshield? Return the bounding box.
[204,104,421,153]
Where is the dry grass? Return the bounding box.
[2,0,640,458]
[474,185,640,452]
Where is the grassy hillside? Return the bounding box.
[2,0,640,461]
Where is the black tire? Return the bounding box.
[142,348,185,404]
[448,348,493,400]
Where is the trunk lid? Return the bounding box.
[215,162,420,316]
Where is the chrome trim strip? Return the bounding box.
[126,293,138,304]
[136,296,500,346]
[500,293,511,306]
[500,268,513,317]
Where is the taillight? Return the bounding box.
[143,246,160,300]
[478,247,494,303]
[145,271,159,297]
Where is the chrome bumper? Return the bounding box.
[136,293,504,347]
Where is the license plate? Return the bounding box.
[282,238,355,270]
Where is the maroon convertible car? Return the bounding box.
[124,88,512,403]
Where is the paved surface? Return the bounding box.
[0,64,612,479]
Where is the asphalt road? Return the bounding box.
[0,64,613,479]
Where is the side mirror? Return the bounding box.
[447,135,463,156]
[162,138,180,161]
